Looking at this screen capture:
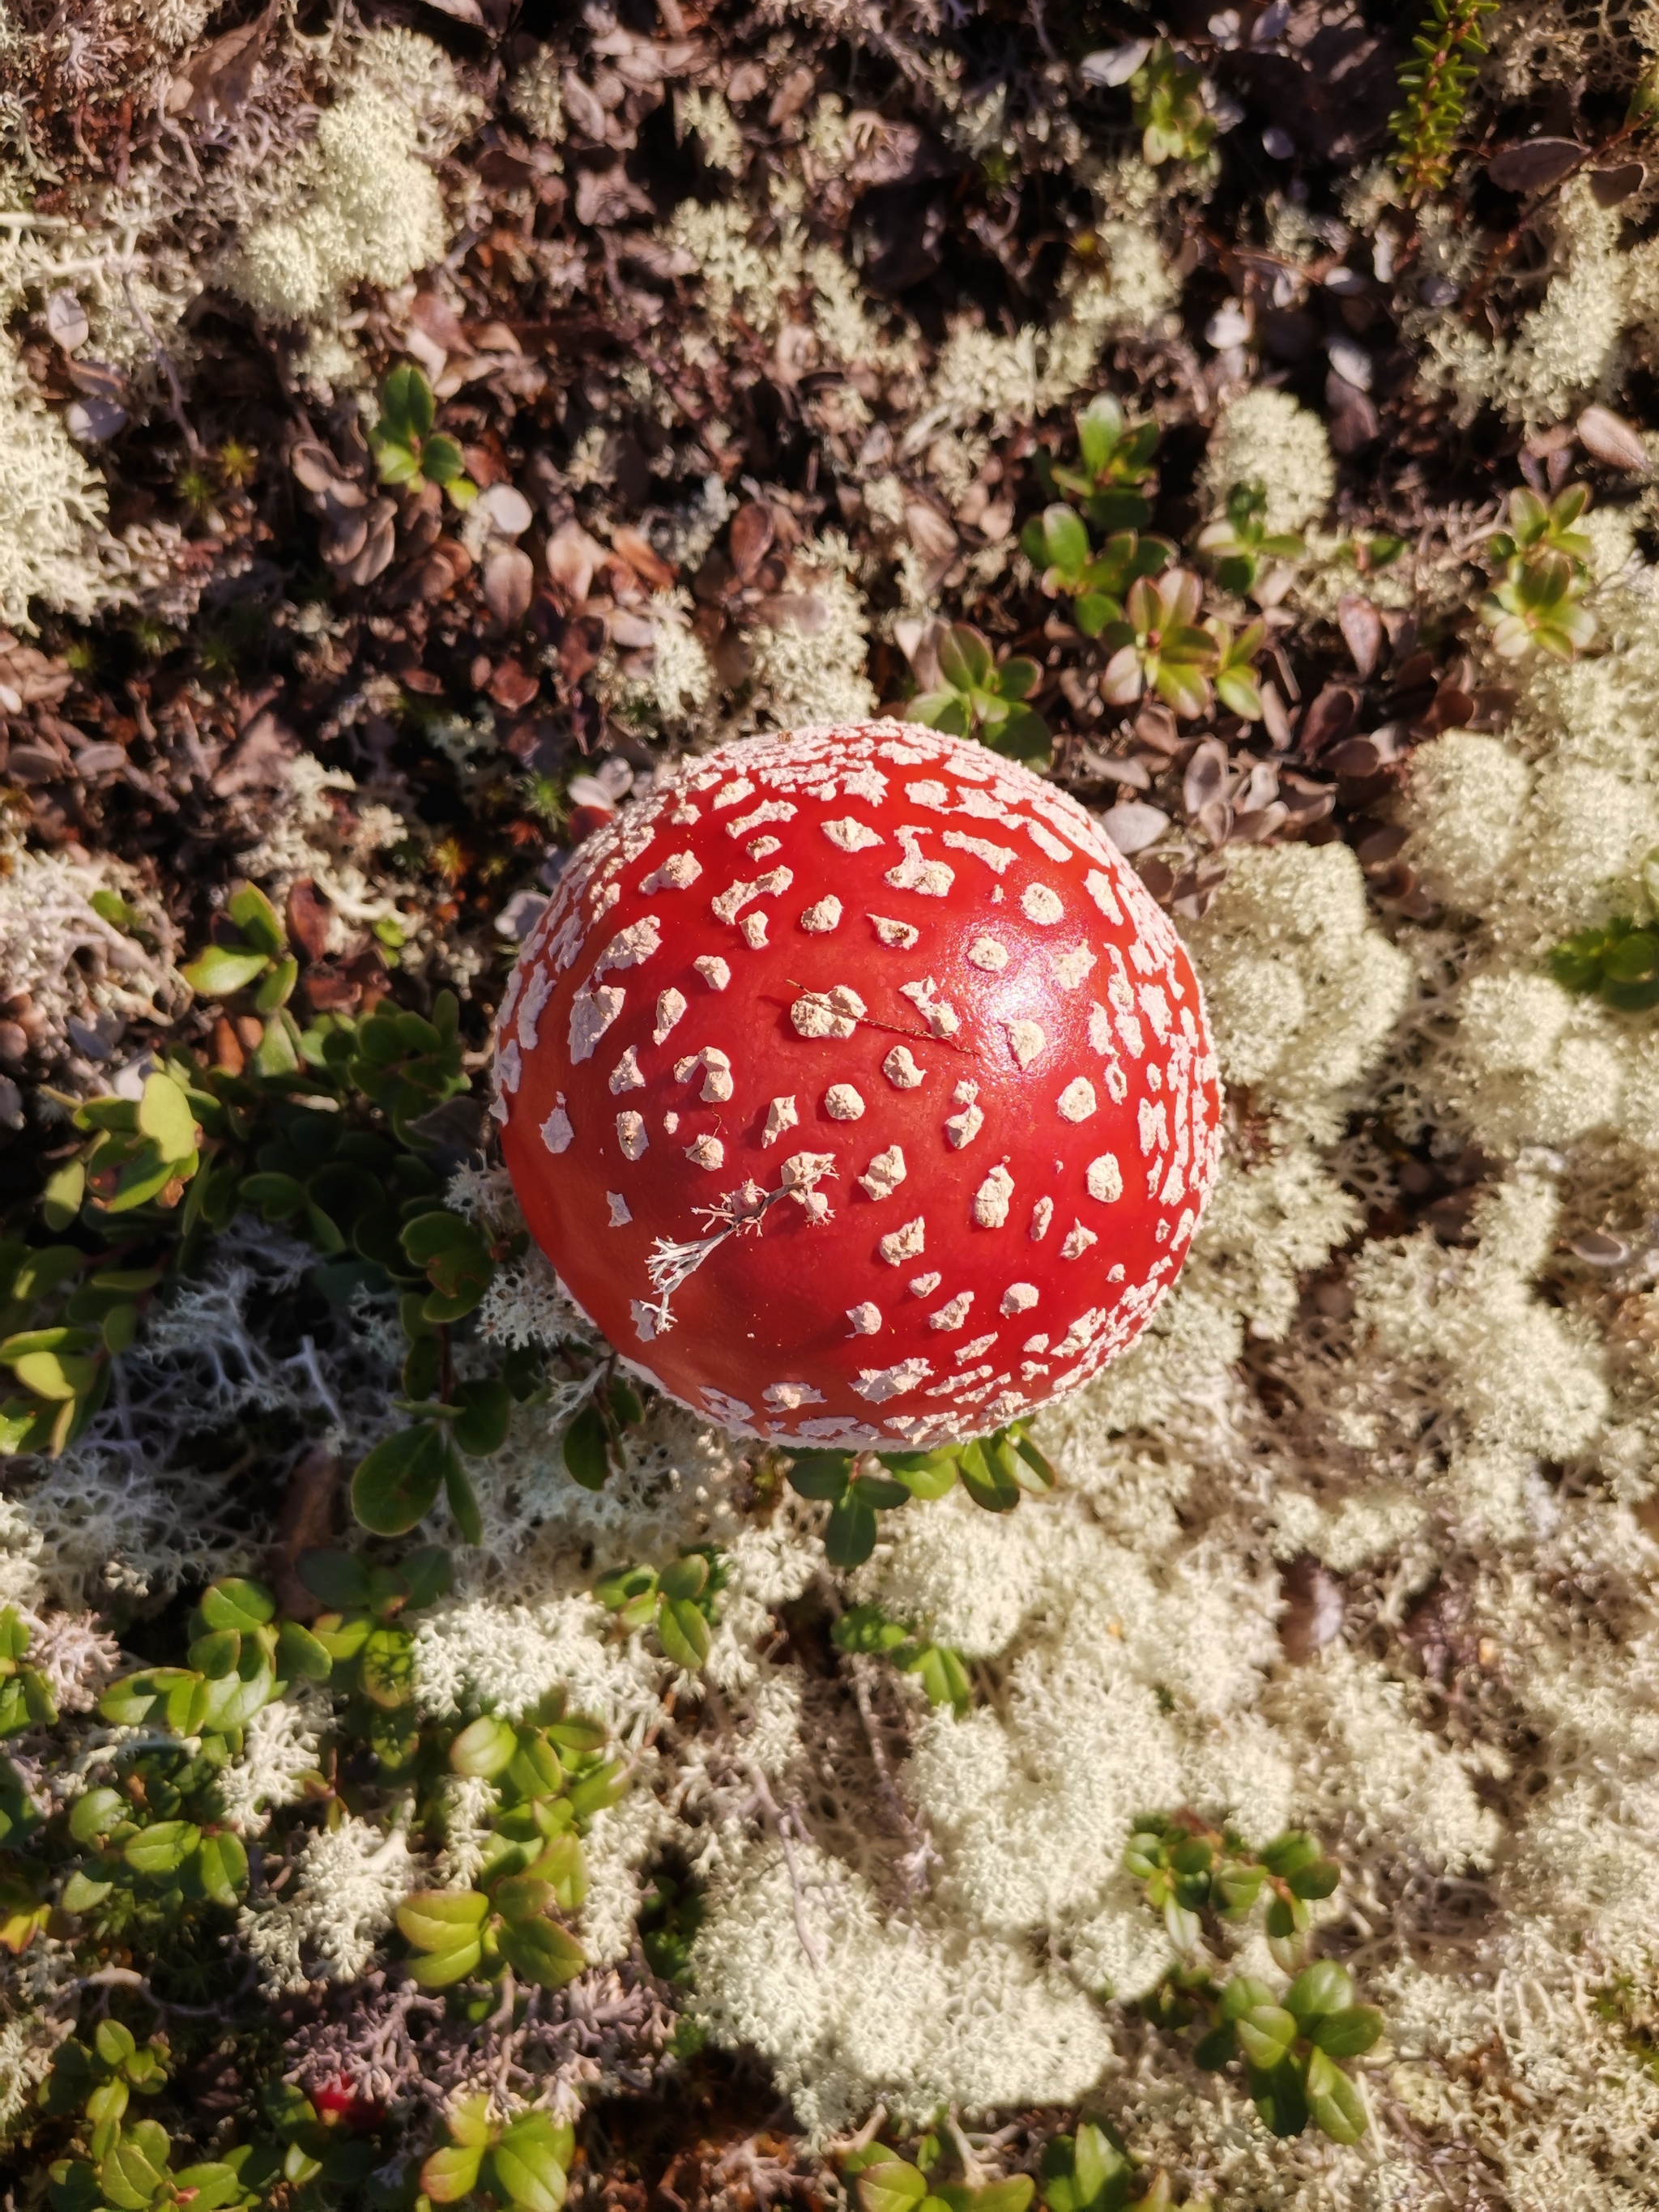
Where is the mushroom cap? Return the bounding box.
[496,721,1222,1448]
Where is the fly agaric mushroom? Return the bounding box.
[495,721,1221,1449]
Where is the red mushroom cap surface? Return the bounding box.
[495,721,1222,1449]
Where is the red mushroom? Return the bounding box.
[495,721,1222,1450]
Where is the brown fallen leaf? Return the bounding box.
[270,1445,341,1621]
[1578,404,1649,473]
[574,157,654,228]
[165,0,277,122]
[489,658,539,711]
[1337,594,1383,679]
[484,545,535,627]
[611,526,676,592]
[544,518,608,607]
[211,709,297,796]
[730,501,775,584]
[1589,160,1646,207]
[288,878,333,963]
[1487,137,1584,194]
[1279,1555,1344,1662]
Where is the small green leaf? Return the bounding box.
[199,1576,276,1633]
[859,2160,930,2212]
[449,2095,496,2150]
[497,1916,586,1989]
[352,1421,448,1536]
[1285,1958,1353,2024]
[1304,2046,1367,2143]
[563,1401,611,1490]
[451,1714,520,1779]
[784,1451,853,1502]
[192,1831,249,1906]
[11,1349,96,1402]
[1309,2004,1384,2057]
[423,2144,487,2203]
[824,1492,879,1568]
[41,1160,86,1230]
[382,362,437,443]
[659,1554,709,1603]
[95,2018,137,2066]
[228,882,287,957]
[407,1937,484,1987]
[1235,2002,1299,2069]
[445,1451,483,1548]
[398,1888,492,1951]
[492,2114,572,2212]
[658,1595,711,1671]
[70,1786,125,1841]
[181,945,271,998]
[957,1436,1021,1512]
[296,1549,374,1609]
[123,1819,200,1877]
[276,1619,333,1681]
[451,1376,513,1456]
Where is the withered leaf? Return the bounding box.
[1578,404,1649,473]
[484,545,536,628]
[211,710,298,797]
[574,157,653,228]
[1590,161,1646,207]
[1486,138,1584,194]
[165,1,277,121]
[611,526,676,592]
[489,659,540,711]
[1337,594,1384,679]
[1299,682,1359,758]
[287,879,333,964]
[730,501,775,584]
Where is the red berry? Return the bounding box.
[497,722,1221,1448]
[310,2075,383,2129]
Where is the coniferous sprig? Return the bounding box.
[1389,0,1499,201]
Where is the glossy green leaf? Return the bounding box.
[658,1594,711,1671]
[784,1451,853,1502]
[192,1830,249,1905]
[351,1421,448,1536]
[824,1492,879,1568]
[957,1436,1021,1513]
[445,1451,483,1548]
[451,1376,513,1456]
[859,2160,930,2212]
[1308,2003,1384,2057]
[70,1786,125,1841]
[1304,2045,1367,2143]
[399,1888,492,1950]
[41,1160,86,1230]
[422,2143,487,2203]
[492,2116,573,2212]
[382,363,436,443]
[659,1554,709,1603]
[136,1073,198,1162]
[123,1820,200,1876]
[497,1915,586,1989]
[1284,1958,1353,2023]
[228,881,287,957]
[451,1713,520,1779]
[199,1576,275,1633]
[181,945,271,998]
[562,1401,611,1490]
[296,1548,373,1610]
[276,1618,333,1681]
